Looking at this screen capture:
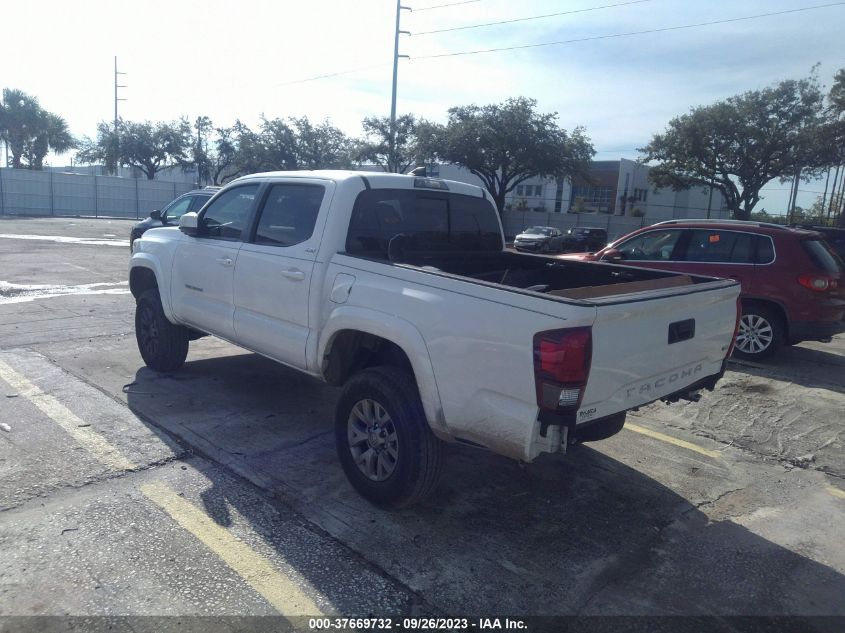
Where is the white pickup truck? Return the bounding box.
[129,171,740,507]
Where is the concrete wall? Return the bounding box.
[0,169,194,219]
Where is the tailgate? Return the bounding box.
[576,280,739,424]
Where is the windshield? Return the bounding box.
[524,227,551,235]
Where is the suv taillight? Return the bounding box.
[533,327,592,412]
[797,274,837,292]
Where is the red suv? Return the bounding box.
[568,220,845,360]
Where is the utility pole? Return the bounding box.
[389,0,411,172]
[787,167,801,223]
[114,56,127,130]
[706,180,714,219]
[113,56,127,177]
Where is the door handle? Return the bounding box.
[216,257,234,267]
[281,268,306,281]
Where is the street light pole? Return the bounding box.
[389,0,410,172]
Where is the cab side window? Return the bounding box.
[253,184,325,247]
[200,185,259,240]
[617,229,683,261]
[681,230,756,263]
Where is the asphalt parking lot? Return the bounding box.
[1,217,844,626]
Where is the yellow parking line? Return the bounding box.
[625,422,721,459]
[0,358,136,471]
[826,486,845,501]
[140,481,323,617]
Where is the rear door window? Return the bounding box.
[802,239,845,274]
[680,230,757,263]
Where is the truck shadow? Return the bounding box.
[125,351,845,617]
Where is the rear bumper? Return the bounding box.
[789,317,845,342]
[537,360,728,440]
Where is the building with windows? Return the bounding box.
[569,159,729,220]
[427,159,729,221]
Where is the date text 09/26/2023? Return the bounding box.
[307,617,527,630]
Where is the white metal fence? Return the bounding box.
[0,168,194,219]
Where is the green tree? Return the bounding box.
[428,97,594,215]
[76,121,120,174]
[0,88,75,169]
[77,119,193,179]
[641,76,827,220]
[357,114,422,174]
[290,116,353,169]
[829,68,845,115]
[193,115,213,185]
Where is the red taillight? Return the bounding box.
[797,274,837,292]
[533,327,592,412]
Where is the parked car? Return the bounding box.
[565,219,845,360]
[129,187,219,248]
[129,171,739,507]
[513,226,565,252]
[789,224,845,259]
[558,227,608,253]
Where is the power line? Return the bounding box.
[274,1,844,87]
[275,63,389,87]
[413,0,653,36]
[414,0,481,12]
[413,2,845,59]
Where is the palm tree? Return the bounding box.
[29,113,75,169]
[0,88,75,169]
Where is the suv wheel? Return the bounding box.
[135,288,190,372]
[733,303,784,360]
[335,367,444,508]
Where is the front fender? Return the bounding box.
[129,253,176,322]
[316,306,449,438]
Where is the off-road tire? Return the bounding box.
[335,367,445,508]
[135,288,189,372]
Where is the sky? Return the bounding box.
[2,0,844,214]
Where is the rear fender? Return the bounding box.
[316,306,448,438]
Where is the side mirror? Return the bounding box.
[600,248,623,262]
[179,212,199,237]
[149,209,161,220]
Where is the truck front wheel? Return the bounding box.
[335,367,444,508]
[135,288,189,372]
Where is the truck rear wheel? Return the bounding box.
[335,367,444,508]
[135,288,189,372]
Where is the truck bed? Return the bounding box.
[395,250,714,302]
